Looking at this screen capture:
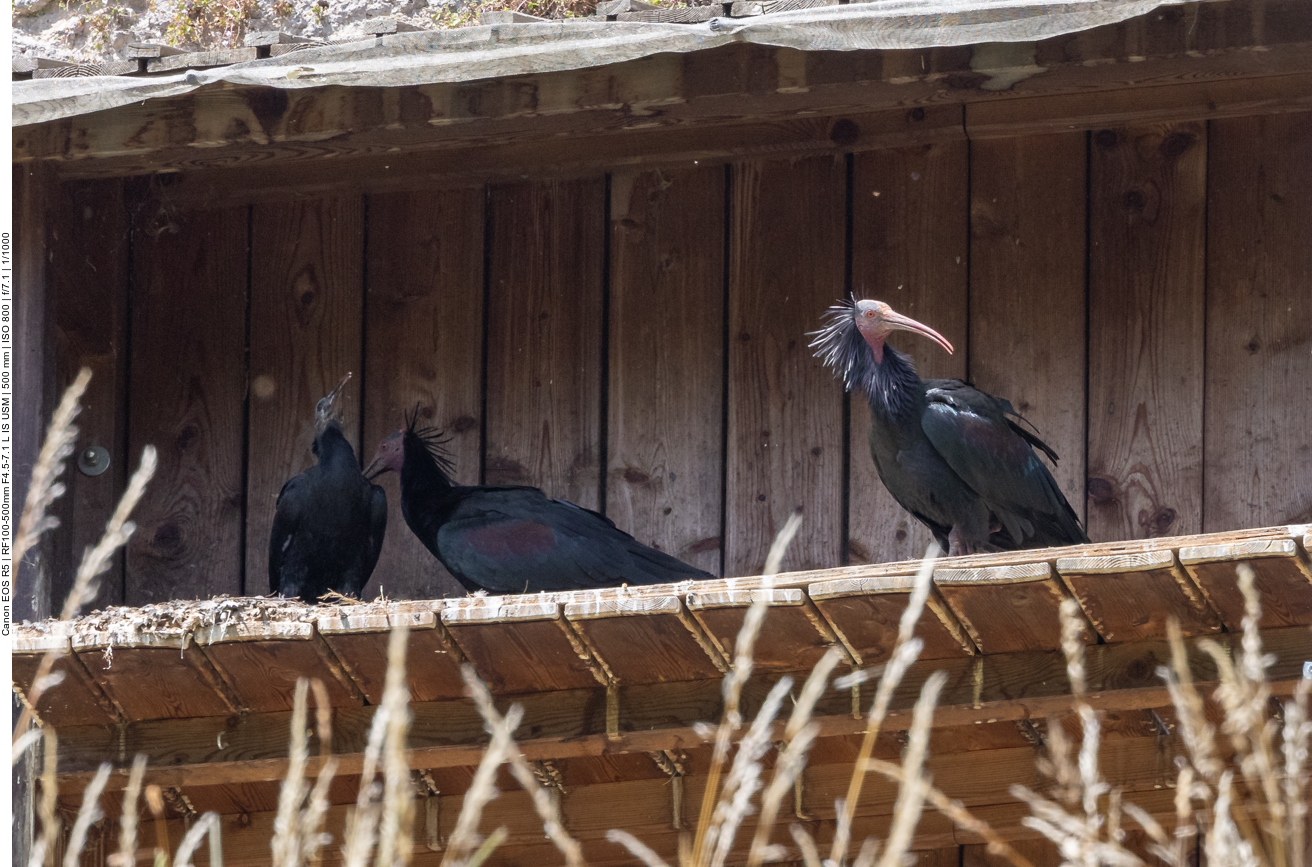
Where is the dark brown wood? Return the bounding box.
[317,611,469,703]
[363,188,484,600]
[11,640,120,728]
[607,166,725,575]
[686,591,844,672]
[1204,111,1312,531]
[969,133,1087,523]
[48,178,130,612]
[1181,540,1312,631]
[12,164,57,623]
[127,205,248,604]
[73,642,234,721]
[808,578,975,665]
[49,625,1312,792]
[444,609,606,694]
[485,179,605,507]
[963,838,1060,867]
[726,156,845,576]
[1087,122,1207,542]
[199,633,363,712]
[849,141,969,565]
[935,564,1088,653]
[1057,551,1222,641]
[566,599,727,684]
[246,197,366,595]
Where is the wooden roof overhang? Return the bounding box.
[13,0,1312,210]
[14,524,1312,863]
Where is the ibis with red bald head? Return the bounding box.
[269,373,388,602]
[812,298,1087,556]
[365,410,713,594]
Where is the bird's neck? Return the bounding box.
[861,345,923,419]
[400,435,457,500]
[315,426,361,474]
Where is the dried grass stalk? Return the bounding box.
[13,367,91,572]
[13,444,158,742]
[830,543,937,866]
[63,763,112,867]
[376,620,415,867]
[272,677,337,867]
[174,813,222,867]
[787,825,821,867]
[30,729,60,867]
[875,671,946,867]
[108,755,149,867]
[605,830,671,867]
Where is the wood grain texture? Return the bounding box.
[810,590,974,665]
[319,620,468,703]
[49,178,130,612]
[200,638,362,712]
[73,645,233,721]
[247,196,366,596]
[969,133,1088,524]
[1204,112,1312,530]
[964,838,1060,867]
[849,141,969,565]
[1058,556,1221,641]
[688,601,839,672]
[726,156,846,576]
[1182,548,1312,631]
[607,166,725,575]
[935,571,1084,654]
[127,206,248,605]
[485,179,605,507]
[567,608,726,683]
[364,188,484,600]
[444,618,603,694]
[1088,123,1206,542]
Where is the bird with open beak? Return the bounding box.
[812,298,1087,556]
[269,373,388,602]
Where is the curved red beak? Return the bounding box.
[884,309,954,355]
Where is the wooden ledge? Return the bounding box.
[685,587,805,608]
[563,595,683,620]
[49,625,1312,794]
[1056,549,1175,574]
[316,608,436,633]
[1179,538,1299,564]
[441,599,560,624]
[935,562,1052,586]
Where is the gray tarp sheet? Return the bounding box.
[13,0,1179,126]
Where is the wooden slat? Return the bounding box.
[247,196,366,596]
[316,609,468,703]
[363,187,484,599]
[485,179,605,507]
[564,596,727,683]
[1056,550,1221,641]
[963,838,1060,867]
[71,632,238,721]
[1204,111,1312,532]
[49,178,130,612]
[53,626,1312,792]
[685,588,849,671]
[726,156,845,576]
[196,622,365,712]
[1180,539,1312,630]
[12,636,121,728]
[808,574,975,665]
[442,602,608,694]
[607,166,725,575]
[127,205,248,605]
[848,140,969,565]
[968,132,1087,525]
[934,563,1087,653]
[1087,122,1207,542]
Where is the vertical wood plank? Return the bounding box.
[727,156,845,577]
[608,167,725,575]
[364,188,484,599]
[127,206,248,605]
[1204,112,1312,530]
[247,197,366,595]
[485,179,605,508]
[1088,123,1206,542]
[849,142,969,565]
[970,133,1088,527]
[49,179,130,612]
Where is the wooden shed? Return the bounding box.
[10,0,1312,862]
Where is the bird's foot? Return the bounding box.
[947,527,974,558]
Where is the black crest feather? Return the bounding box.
[809,298,921,417]
[403,405,457,478]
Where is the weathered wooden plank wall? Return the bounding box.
[44,111,1312,607]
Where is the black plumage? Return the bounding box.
[364,412,713,594]
[269,374,387,602]
[811,298,1088,556]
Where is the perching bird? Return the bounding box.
[811,298,1088,556]
[363,411,713,594]
[269,373,387,602]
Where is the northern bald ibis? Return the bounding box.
[811,298,1088,556]
[364,412,713,594]
[269,373,387,602]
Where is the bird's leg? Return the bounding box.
[947,527,973,558]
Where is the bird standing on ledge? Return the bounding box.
[811,298,1088,557]
[269,373,387,602]
[364,410,713,594]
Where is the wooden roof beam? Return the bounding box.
[50,624,1310,794]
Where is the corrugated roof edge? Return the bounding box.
[13,0,1180,126]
